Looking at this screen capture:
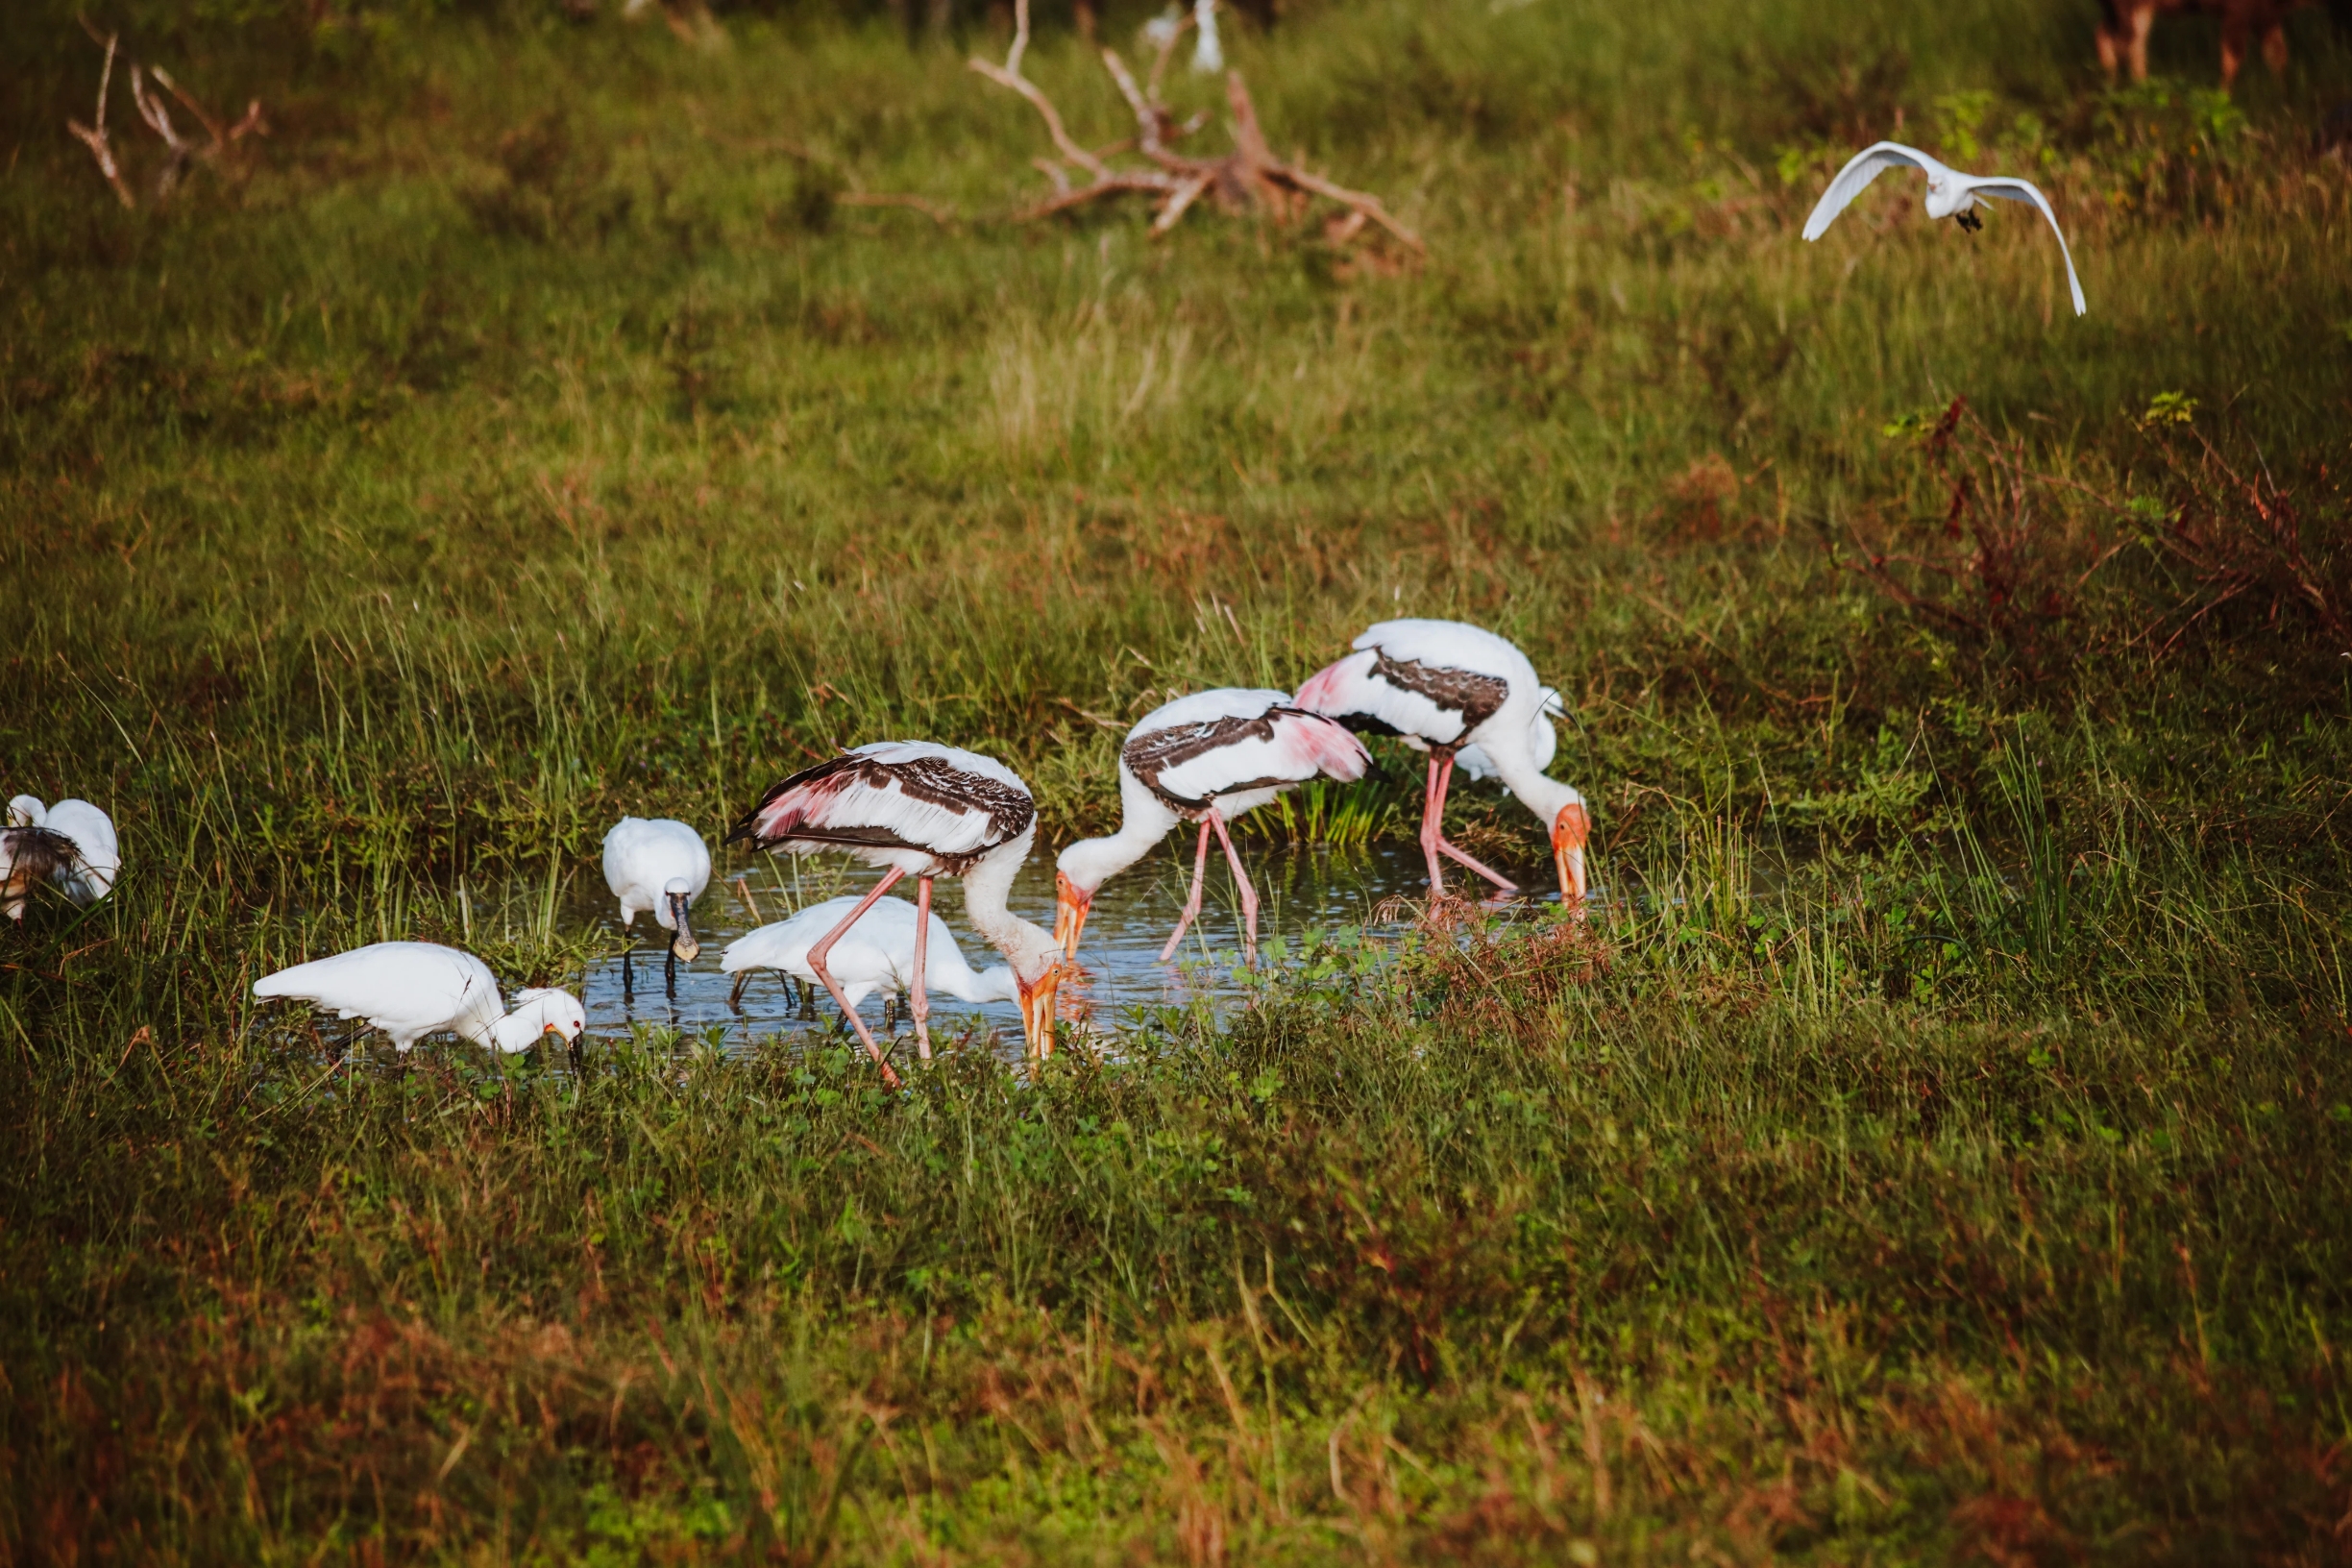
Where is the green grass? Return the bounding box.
[5,0,2352,1557]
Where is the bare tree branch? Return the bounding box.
[66,30,134,209]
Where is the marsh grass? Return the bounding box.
[4,0,2352,1557]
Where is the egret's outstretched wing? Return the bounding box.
[1801,142,1932,242]
[1961,177,2089,317]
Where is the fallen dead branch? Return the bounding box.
[66,21,265,209]
[66,30,132,208]
[968,0,1422,252]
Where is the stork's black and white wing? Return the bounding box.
[726,741,1036,874]
[1121,689,1371,811]
[1957,176,2088,316]
[1294,621,1530,749]
[1802,141,1938,241]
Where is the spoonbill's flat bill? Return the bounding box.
[253,942,585,1054]
[1294,619,1589,905]
[600,816,713,995]
[1801,141,2087,317]
[725,741,1061,1083]
[723,894,1016,1019]
[1054,688,1369,965]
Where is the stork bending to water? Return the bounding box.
[1294,619,1590,904]
[1054,689,1369,966]
[725,742,1062,1085]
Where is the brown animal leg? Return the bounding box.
[2262,18,2290,72]
[2220,5,2252,85]
[2096,0,2127,74]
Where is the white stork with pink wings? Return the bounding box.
[1054,689,1370,966]
[724,741,1062,1083]
[1294,619,1589,905]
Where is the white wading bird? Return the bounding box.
[253,942,585,1055]
[600,816,712,997]
[722,895,1016,1020]
[1294,619,1590,904]
[1054,689,1370,967]
[724,742,1062,1083]
[4,796,120,919]
[1802,141,2088,317]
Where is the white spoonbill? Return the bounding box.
[600,816,712,996]
[253,942,584,1054]
[724,742,1062,1082]
[722,894,1016,1021]
[1294,619,1589,904]
[4,795,119,919]
[1053,689,1369,966]
[1801,141,2087,317]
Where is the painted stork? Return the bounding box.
[1053,689,1370,966]
[1802,142,2087,317]
[1294,619,1590,904]
[4,796,119,919]
[600,817,712,998]
[724,741,1061,1083]
[253,942,585,1055]
[722,894,1016,1017]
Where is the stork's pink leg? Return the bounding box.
[1430,752,1519,894]
[910,874,934,1062]
[1208,810,1262,966]
[1419,752,1447,894]
[807,868,907,1090]
[1158,821,1216,962]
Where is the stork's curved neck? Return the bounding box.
[963,825,1059,982]
[1481,722,1584,828]
[1058,772,1182,894]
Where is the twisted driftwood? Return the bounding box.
[67,21,264,209]
[968,0,1422,251]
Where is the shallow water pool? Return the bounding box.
[577,838,1556,1052]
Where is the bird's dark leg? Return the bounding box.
[1208,810,1262,967]
[806,869,908,1090]
[621,943,634,1003]
[1158,821,1216,961]
[664,943,678,998]
[1956,208,1983,233]
[910,875,934,1061]
[1429,752,1519,894]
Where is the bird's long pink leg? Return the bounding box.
[807,868,906,1090]
[1208,810,1262,966]
[1158,821,1216,962]
[1430,752,1519,894]
[1419,752,1447,894]
[910,875,934,1062]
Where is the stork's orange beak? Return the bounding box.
[1553,801,1590,916]
[1017,965,1063,1060]
[1053,871,1091,964]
